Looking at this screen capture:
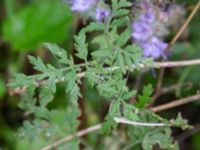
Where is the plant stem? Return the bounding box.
[150,93,200,113]
[114,117,166,126]
[41,124,102,150]
[41,93,200,150]
[10,58,200,95]
[169,0,200,47]
[153,0,200,106]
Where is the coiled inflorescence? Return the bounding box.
[132,0,169,59]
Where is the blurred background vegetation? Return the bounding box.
[0,0,200,149]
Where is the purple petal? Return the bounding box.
[71,0,95,12]
[95,7,110,22]
[142,37,167,59]
[140,10,155,23]
[132,21,153,42]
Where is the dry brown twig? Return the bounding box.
[41,92,200,150]
[41,124,102,150]
[150,93,200,112]
[169,0,200,47]
[149,82,193,106]
[152,0,200,106]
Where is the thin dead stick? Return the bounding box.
[169,0,200,47]
[10,59,200,95]
[150,82,193,106]
[41,93,200,150]
[153,0,200,105]
[153,59,200,68]
[41,124,102,150]
[129,72,143,104]
[155,68,165,92]
[151,93,200,113]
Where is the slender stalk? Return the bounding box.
[10,58,200,95]
[61,62,91,71]
[169,0,200,47]
[153,0,200,105]
[151,82,192,101]
[41,93,200,150]
[41,124,102,150]
[151,93,200,113]
[114,117,166,126]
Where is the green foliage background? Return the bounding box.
[0,0,200,150]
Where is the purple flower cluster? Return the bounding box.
[68,0,110,22]
[132,1,168,59]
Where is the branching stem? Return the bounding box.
[114,117,166,126]
[153,0,200,106]
[150,93,200,113]
[41,93,200,150]
[10,59,200,95]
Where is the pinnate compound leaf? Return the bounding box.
[75,22,105,60]
[44,43,71,65]
[101,116,117,134]
[18,106,80,149]
[28,56,47,72]
[50,106,80,133]
[110,16,130,28]
[128,126,151,144]
[97,81,118,99]
[121,90,136,100]
[170,113,192,130]
[128,126,177,150]
[74,30,88,60]
[116,27,131,47]
[112,0,132,17]
[9,73,34,89]
[110,100,121,116]
[39,86,54,108]
[65,70,81,105]
[84,22,105,32]
[123,102,139,121]
[136,84,153,108]
[142,127,174,150]
[116,50,126,73]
